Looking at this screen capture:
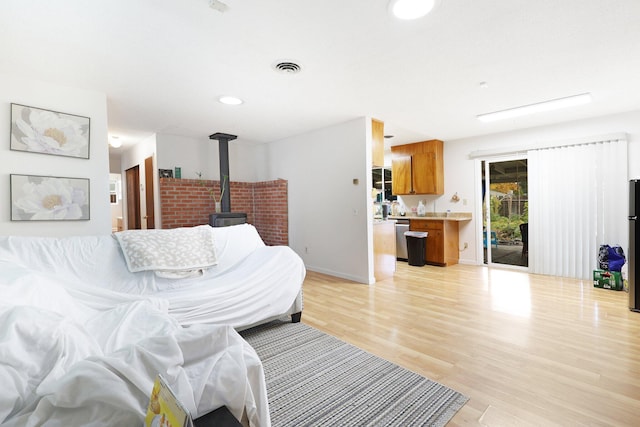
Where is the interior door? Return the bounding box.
[483,157,528,268]
[144,156,155,229]
[126,165,141,230]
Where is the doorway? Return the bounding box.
[482,157,528,268]
[144,156,155,229]
[125,156,156,230]
[109,173,123,232]
[125,165,141,229]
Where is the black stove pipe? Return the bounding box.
[209,132,237,213]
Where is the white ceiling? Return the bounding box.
[2,0,640,149]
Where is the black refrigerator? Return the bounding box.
[630,179,640,312]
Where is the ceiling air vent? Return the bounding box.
[273,61,302,74]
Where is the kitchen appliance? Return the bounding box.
[381,203,390,219]
[207,132,247,228]
[630,180,640,312]
[395,219,409,260]
[209,132,236,213]
[209,212,247,227]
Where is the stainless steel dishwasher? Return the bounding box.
[395,219,410,260]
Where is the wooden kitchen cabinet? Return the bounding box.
[373,220,396,281]
[391,155,412,194]
[409,219,459,266]
[391,139,443,195]
[372,119,384,168]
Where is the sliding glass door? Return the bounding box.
[482,157,528,268]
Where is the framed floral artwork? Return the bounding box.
[10,103,90,159]
[10,174,90,221]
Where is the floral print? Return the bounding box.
[14,177,87,220]
[12,105,89,158]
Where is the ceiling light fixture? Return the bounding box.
[389,0,439,20]
[218,96,243,105]
[109,136,122,148]
[477,93,592,123]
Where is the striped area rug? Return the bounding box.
[240,321,468,427]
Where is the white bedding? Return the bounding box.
[0,262,270,426]
[0,223,307,426]
[0,224,305,328]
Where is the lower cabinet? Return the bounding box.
[373,221,396,280]
[409,219,459,266]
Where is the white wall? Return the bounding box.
[443,109,640,265]
[109,151,122,174]
[264,118,374,284]
[120,134,157,229]
[0,74,110,236]
[156,133,267,182]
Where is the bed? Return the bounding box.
[0,223,306,426]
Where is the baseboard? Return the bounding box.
[304,265,370,284]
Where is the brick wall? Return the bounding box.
[253,180,288,246]
[229,181,255,225]
[159,178,288,246]
[158,178,217,229]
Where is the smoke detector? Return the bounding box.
[272,61,302,74]
[209,0,228,13]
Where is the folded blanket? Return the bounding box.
[114,225,217,278]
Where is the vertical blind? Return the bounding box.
[528,138,628,279]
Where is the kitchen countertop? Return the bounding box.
[388,212,472,222]
[373,218,397,224]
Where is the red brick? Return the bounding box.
[159,179,288,245]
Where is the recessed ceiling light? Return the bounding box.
[477,93,592,122]
[218,96,243,105]
[389,0,439,20]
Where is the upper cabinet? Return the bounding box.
[391,139,444,195]
[372,119,384,168]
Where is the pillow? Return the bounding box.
[114,225,217,278]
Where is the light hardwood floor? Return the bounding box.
[300,262,640,426]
